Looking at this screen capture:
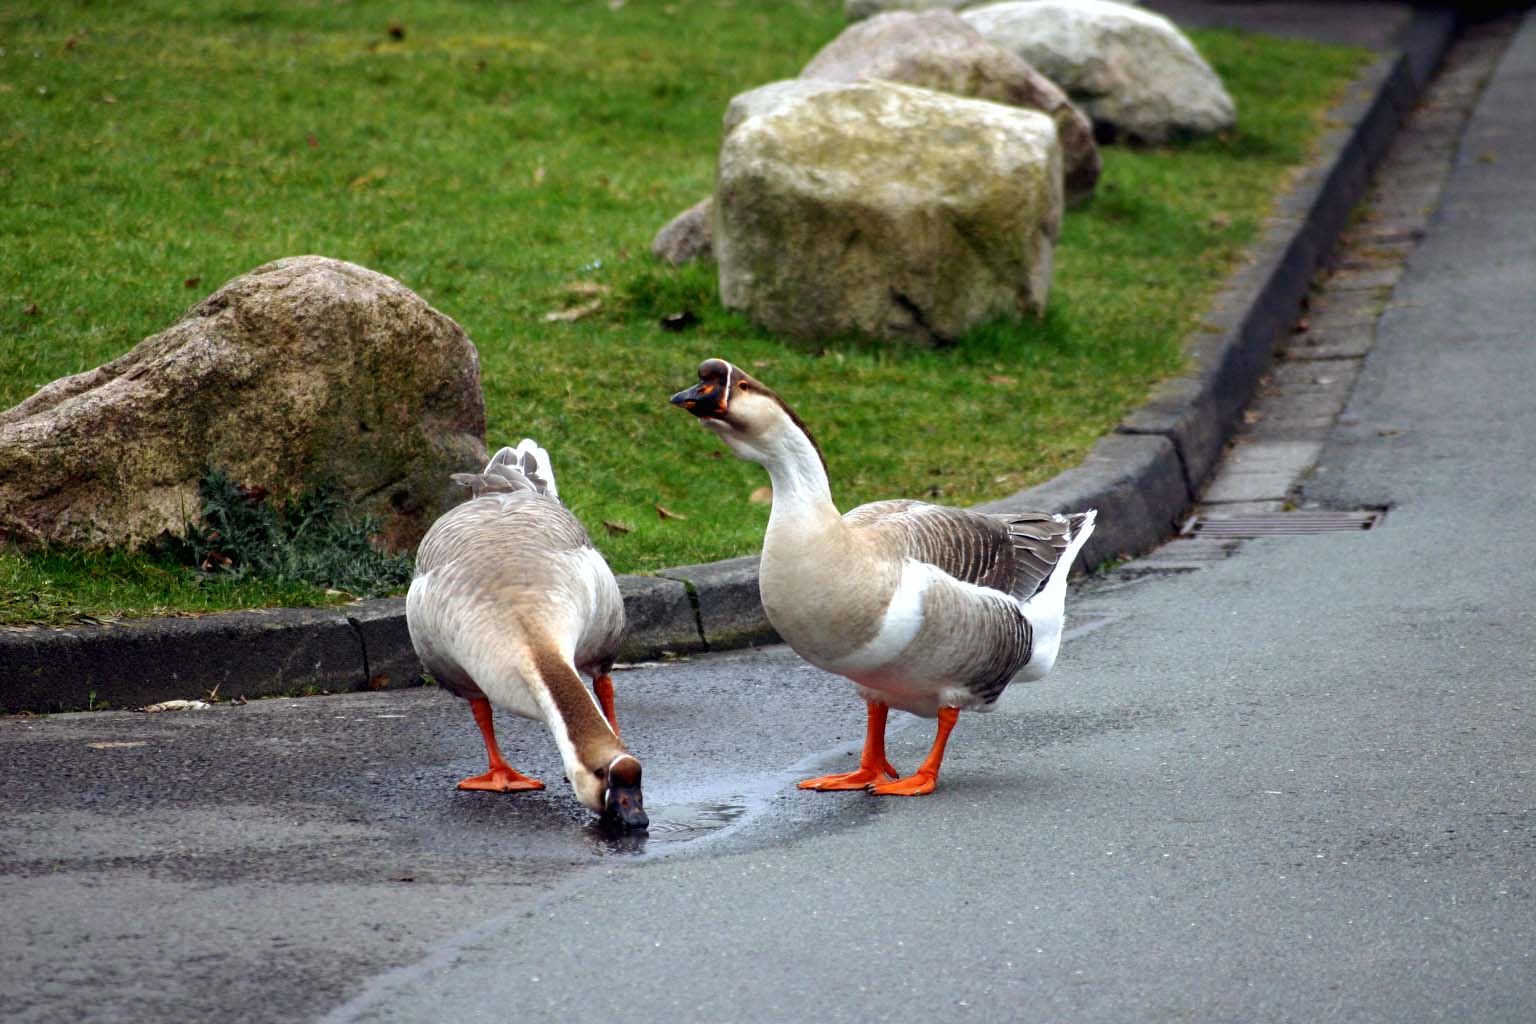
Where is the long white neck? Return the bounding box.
[757,417,839,533]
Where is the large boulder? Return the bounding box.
[715,80,1062,346]
[651,82,857,266]
[0,256,487,553]
[723,79,854,138]
[846,0,978,20]
[963,0,1235,144]
[801,9,1099,202]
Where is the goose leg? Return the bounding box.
[871,706,958,797]
[799,701,901,791]
[458,697,545,793]
[592,673,620,738]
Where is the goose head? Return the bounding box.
[670,358,826,474]
[571,751,648,830]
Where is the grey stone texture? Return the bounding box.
[715,79,1062,346]
[962,0,1236,143]
[801,10,1100,201]
[0,256,487,554]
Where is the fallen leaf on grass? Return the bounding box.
[602,520,632,536]
[183,276,201,289]
[564,280,611,298]
[987,374,1017,386]
[749,486,772,505]
[544,299,602,322]
[655,504,686,521]
[23,303,40,316]
[350,166,389,190]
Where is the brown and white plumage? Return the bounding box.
[406,440,646,828]
[672,359,1095,795]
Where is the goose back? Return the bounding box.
[408,489,624,706]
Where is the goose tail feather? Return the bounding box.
[1016,509,1096,681]
[451,438,560,499]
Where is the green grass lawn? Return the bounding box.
[0,1,1369,625]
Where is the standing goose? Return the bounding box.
[406,440,647,829]
[671,358,1096,796]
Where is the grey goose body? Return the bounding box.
[673,358,1096,796]
[406,441,646,828]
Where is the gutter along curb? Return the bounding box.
[0,11,1458,714]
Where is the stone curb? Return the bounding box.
[0,10,1459,714]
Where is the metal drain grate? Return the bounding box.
[1180,509,1385,538]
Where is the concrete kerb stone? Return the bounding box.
[656,555,780,651]
[616,574,705,660]
[0,9,1460,713]
[344,596,415,692]
[0,607,365,713]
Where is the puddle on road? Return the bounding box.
[645,800,747,840]
[584,800,747,856]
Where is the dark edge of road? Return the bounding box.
[0,8,1460,714]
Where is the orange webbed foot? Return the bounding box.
[868,706,959,796]
[870,771,938,797]
[798,761,900,791]
[457,767,545,793]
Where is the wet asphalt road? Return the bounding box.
[0,646,898,1023]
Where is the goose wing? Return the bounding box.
[843,500,1017,594]
[991,510,1093,602]
[842,502,1090,602]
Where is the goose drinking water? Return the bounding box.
[406,440,647,828]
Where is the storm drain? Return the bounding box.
[1180,509,1385,538]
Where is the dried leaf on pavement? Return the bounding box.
[139,699,212,713]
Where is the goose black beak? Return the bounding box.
[602,783,649,831]
[670,381,727,419]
